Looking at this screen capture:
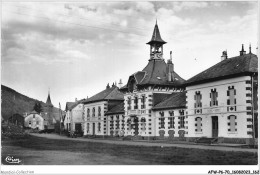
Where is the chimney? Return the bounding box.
[118,79,123,88]
[249,43,252,54]
[240,44,246,56]
[221,50,228,61]
[75,98,77,102]
[167,51,174,82]
[106,83,110,89]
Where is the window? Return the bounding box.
[127,118,131,131]
[159,112,165,129]
[227,86,237,111]
[116,115,120,129]
[110,116,114,130]
[169,111,174,116]
[210,89,218,106]
[195,117,202,132]
[98,106,101,117]
[179,116,185,128]
[134,96,138,109]
[168,117,174,128]
[194,91,202,108]
[121,118,125,129]
[36,121,39,125]
[92,107,95,117]
[127,97,131,110]
[87,123,89,132]
[98,123,101,132]
[141,95,146,109]
[33,114,35,118]
[141,118,146,131]
[228,115,237,132]
[87,108,90,117]
[29,121,32,125]
[194,91,202,114]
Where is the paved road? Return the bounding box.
[30,133,258,153]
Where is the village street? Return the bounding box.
[30,133,258,153]
[2,133,258,165]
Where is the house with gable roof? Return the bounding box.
[185,45,258,144]
[83,83,124,136]
[64,99,85,134]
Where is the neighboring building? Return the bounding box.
[44,90,56,130]
[120,21,186,138]
[105,102,125,137]
[152,92,186,140]
[8,113,24,127]
[83,84,124,136]
[185,45,258,144]
[64,99,85,133]
[24,110,44,130]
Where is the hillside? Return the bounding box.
[1,85,63,121]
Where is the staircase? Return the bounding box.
[195,137,218,144]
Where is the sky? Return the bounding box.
[1,1,258,110]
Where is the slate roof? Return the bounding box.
[65,102,76,111]
[153,93,172,106]
[65,98,86,111]
[30,110,38,114]
[83,86,124,104]
[146,22,166,45]
[186,53,258,86]
[140,59,185,86]
[153,92,186,110]
[105,102,124,115]
[46,92,53,107]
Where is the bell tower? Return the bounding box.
[146,20,167,60]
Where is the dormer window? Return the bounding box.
[128,77,137,92]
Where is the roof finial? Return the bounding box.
[156,18,157,25]
[249,43,252,54]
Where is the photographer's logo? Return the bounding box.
[5,156,22,164]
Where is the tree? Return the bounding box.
[33,102,43,113]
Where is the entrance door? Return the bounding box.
[92,123,95,135]
[133,117,139,136]
[75,123,82,132]
[212,116,218,138]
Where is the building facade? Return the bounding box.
[120,21,186,139]
[64,99,84,133]
[185,49,258,144]
[83,84,124,136]
[24,110,44,130]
